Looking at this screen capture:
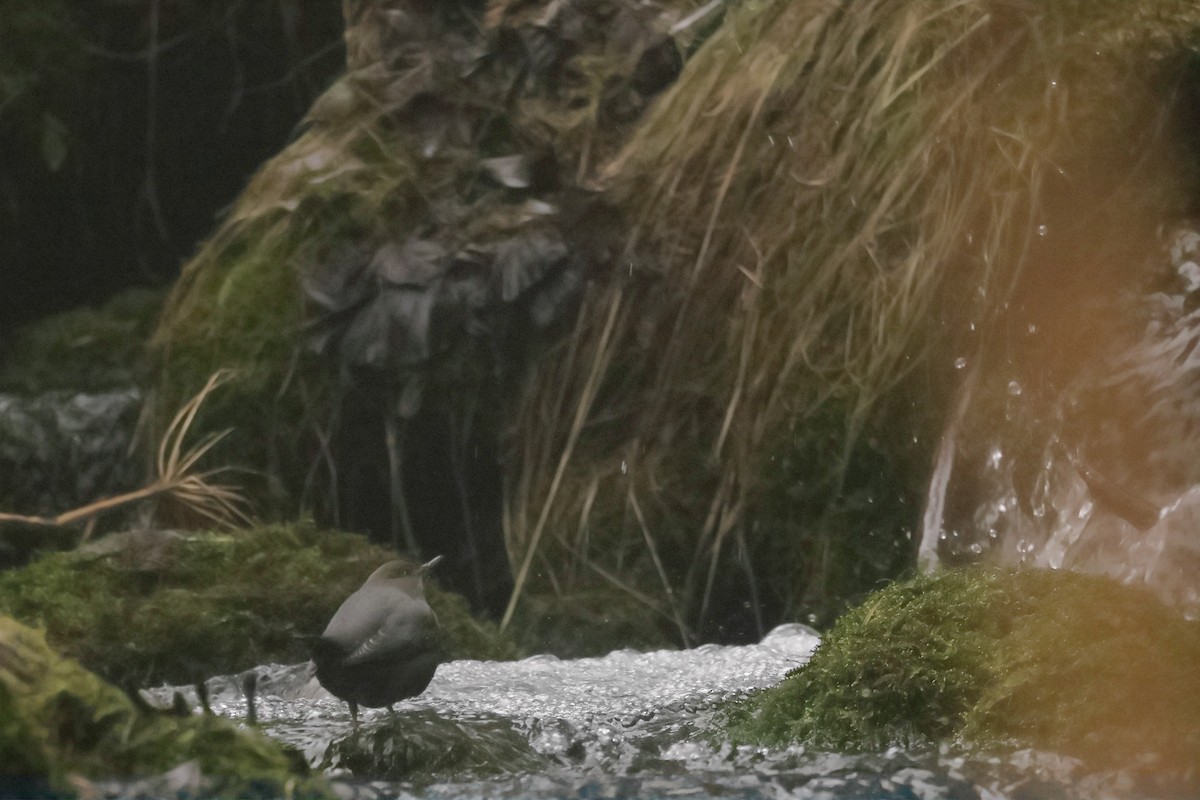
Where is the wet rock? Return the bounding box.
[0,390,142,548]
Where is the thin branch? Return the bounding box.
[0,371,252,537]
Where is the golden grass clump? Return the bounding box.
[503,0,1200,633]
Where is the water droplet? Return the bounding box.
[1007,380,1022,396]
[1027,323,1037,334]
[1037,224,1048,237]
[620,460,628,474]
[954,357,967,370]
[987,446,1004,469]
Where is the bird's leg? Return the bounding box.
[242,671,259,725]
[195,681,212,714]
[171,691,191,717]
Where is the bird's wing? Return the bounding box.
[321,589,393,649]
[340,600,439,667]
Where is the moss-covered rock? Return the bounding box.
[320,709,549,783]
[0,614,321,795]
[0,287,163,394]
[724,568,1200,777]
[0,522,518,690]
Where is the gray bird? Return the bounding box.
[312,555,444,724]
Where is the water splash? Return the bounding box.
[138,622,1188,799]
[918,225,1200,614]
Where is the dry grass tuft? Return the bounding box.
[149,370,254,530]
[504,0,1200,634]
[0,371,251,538]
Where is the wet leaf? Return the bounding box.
[380,287,440,367]
[530,263,586,328]
[495,228,569,302]
[440,250,495,312]
[480,155,533,189]
[372,239,448,288]
[520,25,567,75]
[304,243,372,313]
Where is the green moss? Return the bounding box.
[430,585,524,663]
[963,574,1200,771]
[320,709,548,783]
[724,568,1200,774]
[753,401,928,628]
[0,679,51,782]
[0,615,322,794]
[148,122,421,516]
[0,287,164,394]
[0,522,518,689]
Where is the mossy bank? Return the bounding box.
[0,615,320,796]
[725,568,1200,779]
[0,522,518,691]
[0,287,163,395]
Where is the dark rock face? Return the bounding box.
[0,390,142,565]
[0,1,346,338]
[292,0,683,614]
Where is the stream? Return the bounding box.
[129,623,1178,800]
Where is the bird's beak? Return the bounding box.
[418,554,445,574]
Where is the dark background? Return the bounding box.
[0,0,347,339]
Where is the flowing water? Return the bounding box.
[10,230,1200,797]
[131,624,1183,800]
[920,225,1200,615]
